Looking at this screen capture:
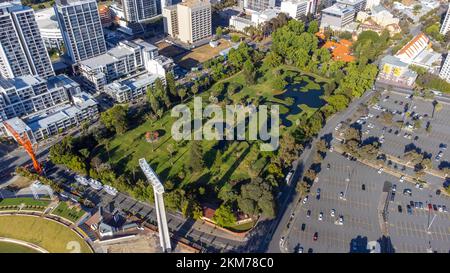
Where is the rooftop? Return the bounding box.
[179,0,211,8]
[322,4,355,16]
[35,7,59,30]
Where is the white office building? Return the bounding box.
[0,1,55,79]
[54,0,107,63]
[336,0,366,13]
[0,73,99,142]
[440,6,450,36]
[320,4,355,29]
[243,0,276,12]
[439,53,450,83]
[79,39,173,91]
[163,0,212,44]
[122,0,159,23]
[280,0,309,20]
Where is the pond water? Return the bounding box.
[274,75,325,127]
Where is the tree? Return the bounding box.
[243,59,256,85]
[147,86,160,114]
[231,34,240,43]
[165,72,177,98]
[178,87,187,102]
[237,177,275,218]
[216,26,223,38]
[191,82,199,95]
[100,105,129,134]
[307,20,319,34]
[279,133,302,167]
[213,203,236,227]
[189,141,204,172]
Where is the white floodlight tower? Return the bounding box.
[139,158,172,252]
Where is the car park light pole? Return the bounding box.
[343,166,355,201]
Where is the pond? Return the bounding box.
[274,75,326,127]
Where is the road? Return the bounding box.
[265,88,376,253]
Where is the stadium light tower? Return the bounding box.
[139,158,172,252]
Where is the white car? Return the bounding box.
[415,183,420,189]
[318,212,323,221]
[339,192,344,199]
[330,209,336,217]
[104,185,118,196]
[399,176,405,183]
[303,196,309,204]
[338,216,344,225]
[297,247,303,253]
[377,168,383,174]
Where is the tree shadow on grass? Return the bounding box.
[216,142,252,190]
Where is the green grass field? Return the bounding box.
[0,216,91,253]
[0,242,39,253]
[0,198,50,211]
[93,66,327,203]
[52,202,86,223]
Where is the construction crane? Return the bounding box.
[3,121,42,174]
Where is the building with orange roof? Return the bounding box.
[323,39,356,62]
[394,32,442,71]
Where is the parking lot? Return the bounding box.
[361,91,450,173]
[284,151,450,253]
[283,90,450,253]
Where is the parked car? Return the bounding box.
[362,184,366,191]
[407,205,413,215]
[301,223,306,231]
[313,232,318,241]
[303,195,309,204]
[318,212,323,221]
[306,210,311,218]
[398,205,403,213]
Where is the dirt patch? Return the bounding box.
[156,39,232,70]
[101,231,198,253]
[6,176,32,191]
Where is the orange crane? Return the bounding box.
[3,121,42,174]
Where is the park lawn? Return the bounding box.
[95,65,326,200]
[52,202,86,223]
[0,242,39,253]
[0,215,91,253]
[225,220,257,232]
[0,198,50,208]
